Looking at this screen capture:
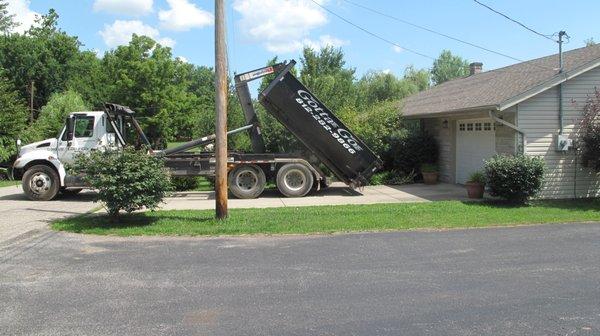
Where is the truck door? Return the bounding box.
[57,115,97,164]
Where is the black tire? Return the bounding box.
[22,165,60,201]
[276,163,314,197]
[228,164,266,199]
[61,188,83,196]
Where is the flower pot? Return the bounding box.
[422,172,438,185]
[465,182,485,199]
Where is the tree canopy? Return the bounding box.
[431,50,470,85]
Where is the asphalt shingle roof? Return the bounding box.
[402,44,600,117]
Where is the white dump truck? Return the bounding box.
[12,61,382,201]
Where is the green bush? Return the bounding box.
[484,155,545,203]
[382,130,438,174]
[580,88,600,170]
[467,171,486,184]
[171,176,200,191]
[70,147,172,218]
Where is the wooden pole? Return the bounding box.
[214,0,228,219]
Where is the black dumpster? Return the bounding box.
[259,64,383,187]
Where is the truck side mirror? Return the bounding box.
[65,116,75,141]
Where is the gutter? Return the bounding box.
[488,110,526,154]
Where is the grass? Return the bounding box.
[0,180,20,188]
[52,199,600,237]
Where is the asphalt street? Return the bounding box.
[1,223,599,335]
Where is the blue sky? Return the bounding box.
[8,0,600,79]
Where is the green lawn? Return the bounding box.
[0,180,20,188]
[52,199,600,237]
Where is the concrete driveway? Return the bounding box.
[0,185,97,243]
[2,223,599,335]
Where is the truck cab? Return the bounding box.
[12,111,120,200]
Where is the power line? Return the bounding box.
[472,0,557,42]
[308,0,435,60]
[340,0,530,64]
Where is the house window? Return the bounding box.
[459,123,465,131]
[475,123,482,131]
[483,122,492,131]
[466,123,473,131]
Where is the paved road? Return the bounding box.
[2,223,599,335]
[0,185,97,243]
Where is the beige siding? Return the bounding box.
[518,66,600,199]
[422,118,454,183]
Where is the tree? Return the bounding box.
[403,65,430,91]
[0,9,82,113]
[585,38,596,47]
[0,0,17,34]
[356,71,419,107]
[300,46,356,112]
[24,90,88,142]
[431,50,469,85]
[0,74,28,163]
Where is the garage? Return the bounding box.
[455,119,496,184]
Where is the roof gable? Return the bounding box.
[403,44,600,117]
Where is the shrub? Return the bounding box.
[467,171,486,184]
[171,176,200,191]
[484,155,545,203]
[382,130,438,174]
[70,147,172,218]
[420,163,438,173]
[580,88,600,170]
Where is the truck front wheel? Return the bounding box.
[22,165,60,201]
[228,164,266,199]
[276,163,314,197]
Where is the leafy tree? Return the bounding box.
[0,10,82,114]
[24,90,88,142]
[300,46,356,112]
[0,74,28,162]
[585,38,596,47]
[403,65,430,91]
[356,71,419,107]
[0,0,17,34]
[431,50,469,85]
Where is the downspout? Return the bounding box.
[489,110,526,154]
[558,31,567,135]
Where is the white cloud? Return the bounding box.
[234,0,342,54]
[303,35,348,50]
[5,0,40,34]
[93,0,154,16]
[158,0,213,31]
[392,45,402,53]
[99,20,175,48]
[382,69,391,74]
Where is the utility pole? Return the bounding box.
[214,0,228,219]
[557,31,568,135]
[558,31,567,73]
[29,81,35,121]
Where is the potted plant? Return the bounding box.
[465,171,486,199]
[421,163,439,185]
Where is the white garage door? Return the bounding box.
[456,119,496,184]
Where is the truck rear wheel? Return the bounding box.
[276,163,314,197]
[22,165,60,201]
[228,164,266,199]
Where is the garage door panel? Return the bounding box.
[456,119,496,184]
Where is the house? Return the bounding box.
[402,44,600,199]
